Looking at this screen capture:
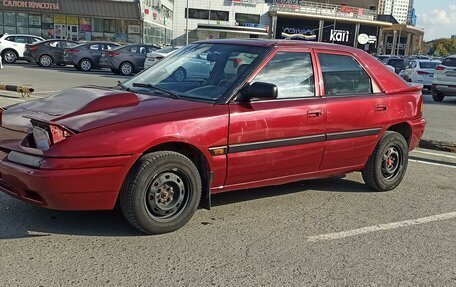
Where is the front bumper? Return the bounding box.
[0,152,139,210]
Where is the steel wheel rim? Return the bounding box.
[81,60,91,71]
[174,69,185,81]
[381,145,403,181]
[41,56,51,66]
[4,52,16,63]
[121,63,132,75]
[144,170,191,222]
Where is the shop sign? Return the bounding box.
[330,29,350,42]
[1,0,60,10]
[339,5,355,14]
[232,0,257,7]
[358,33,376,44]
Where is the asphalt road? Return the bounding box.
[1,149,455,286]
[0,62,456,286]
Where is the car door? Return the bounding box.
[316,51,391,170]
[134,45,148,70]
[225,49,326,187]
[50,41,65,62]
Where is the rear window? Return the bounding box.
[319,53,372,97]
[388,59,405,69]
[419,62,439,69]
[442,58,456,67]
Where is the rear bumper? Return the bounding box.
[408,117,426,151]
[0,153,139,210]
[432,84,456,96]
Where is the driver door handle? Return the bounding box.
[308,109,322,117]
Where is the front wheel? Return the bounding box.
[120,151,202,234]
[120,62,134,76]
[39,54,53,67]
[173,67,187,82]
[362,131,409,191]
[432,93,445,102]
[78,58,93,71]
[2,50,18,64]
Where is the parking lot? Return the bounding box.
[1,63,456,286]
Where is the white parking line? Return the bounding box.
[413,150,456,159]
[307,211,456,242]
[409,159,456,169]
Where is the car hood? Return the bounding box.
[1,86,212,133]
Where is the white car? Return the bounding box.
[400,59,441,90]
[0,34,44,64]
[144,46,182,69]
[432,55,456,102]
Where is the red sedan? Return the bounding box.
[0,39,425,234]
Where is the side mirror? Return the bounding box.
[239,82,278,102]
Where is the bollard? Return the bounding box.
[0,84,34,98]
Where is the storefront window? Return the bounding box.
[104,19,116,33]
[0,11,3,26]
[4,12,16,26]
[17,13,28,27]
[235,13,260,25]
[29,15,41,27]
[92,18,103,32]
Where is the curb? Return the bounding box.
[419,139,456,153]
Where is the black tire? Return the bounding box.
[119,62,134,76]
[111,68,121,75]
[78,58,93,71]
[173,67,187,82]
[120,151,202,234]
[2,49,18,64]
[432,93,445,102]
[38,54,53,67]
[362,131,409,191]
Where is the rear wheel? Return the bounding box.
[432,93,445,102]
[78,58,93,71]
[2,50,18,64]
[120,151,202,234]
[39,54,53,67]
[173,67,187,82]
[362,131,409,191]
[119,62,134,76]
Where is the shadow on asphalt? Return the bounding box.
[423,93,456,105]
[0,177,369,239]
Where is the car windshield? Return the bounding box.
[123,43,267,102]
[419,62,440,69]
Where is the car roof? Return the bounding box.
[1,34,43,38]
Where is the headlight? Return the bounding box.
[32,126,51,151]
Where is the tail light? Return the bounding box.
[417,71,430,75]
[106,51,120,57]
[67,49,79,54]
[155,56,164,60]
[435,66,446,71]
[28,46,38,51]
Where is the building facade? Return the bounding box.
[378,0,414,25]
[0,0,424,54]
[0,0,173,45]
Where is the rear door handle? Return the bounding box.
[376,105,387,111]
[308,109,322,117]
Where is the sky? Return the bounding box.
[415,0,455,41]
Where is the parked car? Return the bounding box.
[0,39,426,234]
[23,39,79,67]
[99,44,159,76]
[0,34,44,64]
[385,57,406,74]
[432,55,456,102]
[400,59,441,90]
[144,46,182,69]
[63,41,120,71]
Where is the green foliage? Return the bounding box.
[425,38,456,56]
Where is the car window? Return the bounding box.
[31,37,42,43]
[411,61,417,68]
[139,46,147,54]
[14,36,27,44]
[5,36,15,41]
[49,41,60,48]
[419,62,439,69]
[442,58,456,67]
[107,44,118,50]
[252,52,315,99]
[388,59,405,70]
[319,53,372,97]
[65,42,78,48]
[89,44,99,50]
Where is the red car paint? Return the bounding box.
[0,39,425,210]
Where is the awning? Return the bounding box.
[197,24,269,36]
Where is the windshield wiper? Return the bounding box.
[132,83,180,99]
[117,81,131,91]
